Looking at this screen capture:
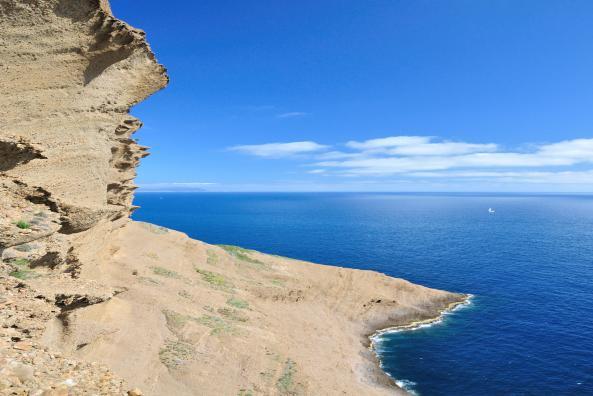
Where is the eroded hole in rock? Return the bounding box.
[0,141,45,172]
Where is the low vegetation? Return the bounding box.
[159,339,195,369]
[143,251,159,260]
[151,266,181,279]
[138,276,161,286]
[218,244,268,269]
[196,314,233,335]
[8,258,38,280]
[206,249,219,265]
[15,220,30,229]
[276,359,297,395]
[163,309,191,331]
[163,309,235,336]
[271,279,286,287]
[217,307,248,322]
[226,297,249,309]
[195,268,232,289]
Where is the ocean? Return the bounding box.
[132,192,593,395]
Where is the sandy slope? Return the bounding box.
[38,221,466,395]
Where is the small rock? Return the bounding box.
[128,388,143,396]
[14,341,32,351]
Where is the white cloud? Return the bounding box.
[227,135,593,190]
[346,136,431,150]
[408,170,593,184]
[315,137,593,175]
[276,112,308,119]
[229,141,328,158]
[387,142,498,156]
[316,150,367,160]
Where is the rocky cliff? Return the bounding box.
[1,1,166,393]
[0,2,467,395]
[0,0,167,243]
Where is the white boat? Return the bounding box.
[488,208,496,214]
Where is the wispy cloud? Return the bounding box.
[276,112,308,119]
[346,136,431,150]
[226,135,593,190]
[314,136,593,176]
[228,141,328,158]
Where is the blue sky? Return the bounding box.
[111,0,593,192]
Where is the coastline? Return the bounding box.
[368,294,474,394]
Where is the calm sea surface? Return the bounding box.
[132,192,593,395]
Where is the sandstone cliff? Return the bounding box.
[0,2,467,395]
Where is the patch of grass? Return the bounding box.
[144,252,159,260]
[217,307,248,322]
[217,245,268,269]
[15,220,30,229]
[159,339,195,369]
[138,276,162,286]
[164,309,235,336]
[196,314,233,335]
[9,269,37,280]
[163,309,190,331]
[8,258,38,280]
[226,297,249,310]
[195,268,232,289]
[140,222,169,235]
[206,249,219,266]
[271,279,286,287]
[151,266,181,279]
[11,258,30,267]
[276,359,297,394]
[238,390,254,396]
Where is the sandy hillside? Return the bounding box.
[36,221,464,396]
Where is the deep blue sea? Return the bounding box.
[132,192,593,395]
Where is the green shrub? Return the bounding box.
[227,297,249,309]
[195,268,232,289]
[159,339,195,369]
[277,359,297,394]
[196,314,233,335]
[15,220,30,229]
[151,266,181,279]
[218,244,268,269]
[206,249,219,265]
[9,269,36,280]
[217,307,248,322]
[9,258,37,280]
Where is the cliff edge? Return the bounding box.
[0,1,466,395]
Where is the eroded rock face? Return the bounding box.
[0,0,167,239]
[0,1,166,393]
